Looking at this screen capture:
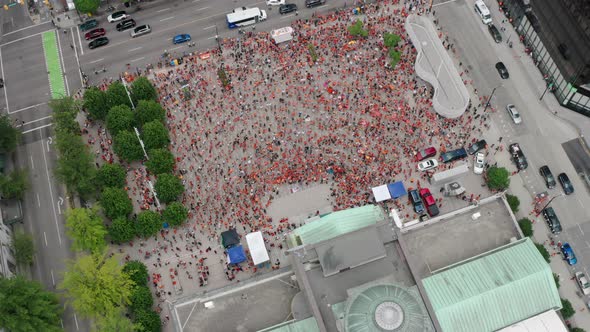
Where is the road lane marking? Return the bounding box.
[0,49,9,114]
[30,155,35,170]
[433,0,457,7]
[281,14,295,19]
[18,114,52,126]
[55,29,69,96]
[37,193,41,207]
[207,36,217,39]
[160,16,175,22]
[89,58,104,64]
[47,136,52,151]
[192,0,201,2]
[204,25,215,30]
[195,6,209,12]
[76,26,83,56]
[128,47,143,52]
[74,313,79,330]
[157,8,171,12]
[44,231,48,246]
[579,224,585,236]
[42,31,67,98]
[41,138,62,246]
[2,21,51,36]
[22,123,53,134]
[50,269,55,287]
[0,29,53,48]
[170,45,183,51]
[70,27,84,87]
[131,57,145,62]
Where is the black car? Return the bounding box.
[440,148,468,163]
[509,143,528,170]
[539,165,556,189]
[89,37,109,49]
[116,19,136,32]
[488,24,502,43]
[279,3,298,14]
[408,189,425,215]
[467,139,487,155]
[305,0,325,8]
[496,62,509,79]
[542,207,562,234]
[79,19,98,31]
[558,173,574,195]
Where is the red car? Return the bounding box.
[415,147,437,161]
[419,188,440,217]
[85,28,106,40]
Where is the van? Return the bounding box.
[474,1,492,25]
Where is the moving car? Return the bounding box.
[279,3,298,14]
[558,173,574,195]
[305,0,325,8]
[415,147,437,161]
[88,37,109,49]
[173,34,192,44]
[488,24,502,43]
[467,139,487,155]
[419,188,439,217]
[496,62,509,79]
[408,190,425,215]
[539,165,556,189]
[576,272,590,295]
[440,148,468,163]
[107,11,129,23]
[418,159,438,172]
[561,243,577,265]
[84,28,106,40]
[541,207,562,234]
[266,0,285,5]
[506,104,522,124]
[509,143,528,170]
[116,19,136,31]
[473,152,485,174]
[79,19,98,31]
[131,25,151,38]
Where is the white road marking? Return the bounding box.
[433,0,457,7]
[55,28,70,96]
[41,139,62,246]
[73,314,79,330]
[50,269,55,287]
[128,47,143,52]
[71,28,84,86]
[579,224,585,236]
[207,36,217,40]
[281,14,295,19]
[195,6,209,12]
[30,155,35,170]
[0,29,53,48]
[89,58,104,64]
[44,231,48,246]
[131,57,145,62]
[64,75,70,97]
[578,197,585,208]
[22,123,53,134]
[192,0,201,2]
[160,16,175,22]
[157,8,171,12]
[11,102,47,114]
[317,4,328,9]
[76,26,84,56]
[0,48,9,114]
[204,25,215,30]
[37,193,41,207]
[3,21,51,36]
[19,115,52,126]
[170,45,183,51]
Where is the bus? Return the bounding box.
[226,7,267,29]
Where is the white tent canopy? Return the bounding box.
[372,184,391,202]
[245,231,270,265]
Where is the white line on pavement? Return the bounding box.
[20,115,51,127]
[89,58,104,64]
[73,314,79,330]
[170,45,183,51]
[433,0,457,7]
[160,16,175,22]
[50,269,55,287]
[30,155,35,170]
[2,21,51,36]
[41,139,62,246]
[131,57,145,62]
[37,193,41,207]
[22,123,53,134]
[70,29,84,89]
[579,224,585,236]
[10,102,47,114]
[207,36,216,40]
[56,30,70,96]
[203,25,215,30]
[195,6,209,12]
[192,0,201,2]
[76,26,84,56]
[157,8,171,12]
[281,14,295,19]
[0,29,53,48]
[0,49,9,114]
[44,231,48,246]
[128,47,143,52]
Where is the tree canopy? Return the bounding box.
[106,105,135,136]
[11,230,35,266]
[0,276,62,332]
[0,168,29,200]
[162,201,188,227]
[135,100,166,126]
[50,97,81,135]
[94,308,137,332]
[101,187,133,219]
[133,309,161,332]
[135,210,162,238]
[106,82,132,110]
[506,194,520,213]
[131,76,158,104]
[123,261,149,287]
[0,114,21,154]
[97,163,127,189]
[486,166,511,190]
[65,207,108,253]
[348,20,368,38]
[154,173,184,204]
[54,130,97,199]
[146,148,175,175]
[141,121,169,151]
[518,218,533,237]
[383,32,401,48]
[108,217,136,244]
[114,130,144,162]
[73,0,100,13]
[561,298,575,319]
[129,285,153,313]
[83,87,109,121]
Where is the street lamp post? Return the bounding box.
[539,80,554,101]
[483,84,502,113]
[215,25,222,54]
[535,193,565,216]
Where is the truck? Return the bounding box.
[271,27,294,44]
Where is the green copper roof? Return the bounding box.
[257,317,319,332]
[289,205,387,246]
[422,238,561,332]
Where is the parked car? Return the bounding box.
[131,25,151,38]
[418,159,438,172]
[541,207,562,234]
[107,11,129,23]
[305,0,325,8]
[539,165,556,189]
[173,34,191,44]
[576,272,590,295]
[84,28,106,40]
[488,24,502,43]
[496,61,509,79]
[473,152,485,174]
[561,243,577,265]
[116,19,136,31]
[408,189,425,215]
[509,143,528,170]
[415,147,437,161]
[266,0,285,5]
[558,173,574,195]
[440,148,468,163]
[506,104,522,124]
[467,139,487,155]
[419,188,439,217]
[279,3,298,14]
[88,37,109,49]
[79,19,98,31]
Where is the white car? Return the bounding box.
[266,0,286,5]
[417,159,438,172]
[473,152,485,174]
[576,272,590,295]
[107,11,129,23]
[131,25,151,38]
[506,104,522,124]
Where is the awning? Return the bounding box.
[221,229,240,248]
[227,245,247,264]
[371,184,391,202]
[245,231,270,265]
[388,181,407,198]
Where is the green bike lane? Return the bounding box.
[42,30,67,99]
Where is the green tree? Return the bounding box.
[561,298,575,319]
[106,81,132,110]
[383,32,401,48]
[0,114,21,154]
[131,76,158,104]
[60,251,134,320]
[135,210,162,238]
[50,97,80,135]
[94,308,137,332]
[135,100,166,125]
[571,328,586,332]
[107,105,135,136]
[0,276,62,332]
[0,168,29,200]
[123,261,149,287]
[97,163,127,189]
[348,20,368,38]
[486,166,511,190]
[108,217,136,244]
[101,187,133,219]
[129,285,153,313]
[65,207,108,254]
[554,273,560,289]
[518,218,533,237]
[114,130,144,162]
[83,87,109,121]
[389,49,401,68]
[162,201,188,227]
[534,242,551,263]
[146,148,175,175]
[141,121,169,151]
[506,194,520,213]
[73,0,100,13]
[133,309,161,332]
[154,173,184,203]
[11,230,35,266]
[54,131,97,199]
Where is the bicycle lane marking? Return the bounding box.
[41,31,66,99]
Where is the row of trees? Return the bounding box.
[0,114,29,199]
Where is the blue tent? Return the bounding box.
[387,181,407,199]
[227,245,247,265]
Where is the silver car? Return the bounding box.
[576,272,590,295]
[506,104,522,124]
[131,25,151,38]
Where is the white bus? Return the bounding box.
[226,7,267,29]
